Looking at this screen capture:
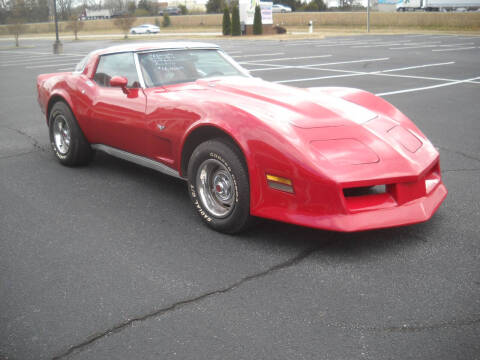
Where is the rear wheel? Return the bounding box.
[49,101,94,166]
[187,139,251,234]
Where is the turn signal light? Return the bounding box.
[266,174,294,193]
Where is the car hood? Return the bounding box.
[194,77,377,129]
[161,77,438,182]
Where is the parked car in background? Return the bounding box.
[272,4,292,12]
[129,24,160,34]
[396,0,480,11]
[159,6,181,15]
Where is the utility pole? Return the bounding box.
[53,0,63,54]
[367,0,370,33]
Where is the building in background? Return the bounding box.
[160,0,208,11]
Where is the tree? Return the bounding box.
[222,7,230,36]
[307,0,326,11]
[127,1,136,14]
[178,4,187,14]
[66,14,84,40]
[35,0,49,22]
[273,0,302,11]
[113,14,136,39]
[7,18,26,47]
[231,4,240,36]
[57,0,73,20]
[162,12,170,27]
[6,0,27,47]
[137,0,150,11]
[253,5,262,35]
[206,0,225,13]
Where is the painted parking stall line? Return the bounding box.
[1,55,85,67]
[274,62,457,84]
[26,62,82,69]
[376,76,480,96]
[432,47,478,52]
[248,58,390,73]
[238,54,332,65]
[233,52,285,59]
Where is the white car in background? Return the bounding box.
[129,24,160,34]
[272,4,292,12]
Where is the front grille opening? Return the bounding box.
[343,185,387,197]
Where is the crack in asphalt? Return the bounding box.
[1,125,49,152]
[52,246,320,359]
[437,145,480,163]
[0,150,39,160]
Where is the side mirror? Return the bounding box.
[110,76,128,92]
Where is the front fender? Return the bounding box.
[180,103,342,219]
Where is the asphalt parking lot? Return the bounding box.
[1,34,479,359]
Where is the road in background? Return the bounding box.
[1,35,479,360]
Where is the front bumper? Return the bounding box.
[252,160,447,232]
[257,181,447,232]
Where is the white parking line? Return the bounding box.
[233,52,284,58]
[239,54,332,65]
[389,43,442,50]
[1,55,84,67]
[274,62,456,84]
[275,73,365,83]
[0,49,85,56]
[373,62,455,73]
[376,76,480,96]
[351,43,409,48]
[432,47,478,52]
[26,62,80,69]
[437,42,475,47]
[456,36,480,40]
[403,34,432,38]
[248,57,390,72]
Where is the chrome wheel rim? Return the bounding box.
[53,115,71,155]
[196,159,235,218]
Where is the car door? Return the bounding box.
[88,52,149,157]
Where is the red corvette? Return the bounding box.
[37,42,447,233]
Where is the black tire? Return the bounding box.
[48,101,94,166]
[187,138,251,234]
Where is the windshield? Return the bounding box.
[138,49,246,87]
[74,54,91,73]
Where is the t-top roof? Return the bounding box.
[95,42,220,56]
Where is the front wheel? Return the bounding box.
[187,139,251,234]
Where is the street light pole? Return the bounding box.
[367,0,370,33]
[53,0,62,54]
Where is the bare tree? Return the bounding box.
[113,14,136,39]
[104,0,126,12]
[66,14,84,40]
[7,17,27,47]
[7,0,27,46]
[57,0,73,20]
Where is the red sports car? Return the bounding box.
[37,42,447,233]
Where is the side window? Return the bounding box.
[93,52,140,88]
